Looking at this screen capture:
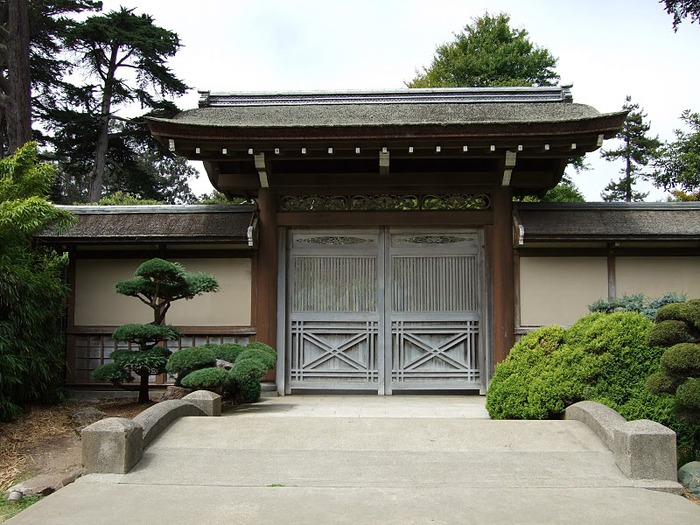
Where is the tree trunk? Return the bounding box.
[137,371,150,404]
[87,46,119,202]
[7,0,32,154]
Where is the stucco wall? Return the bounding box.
[74,258,252,326]
[616,257,700,299]
[519,257,608,327]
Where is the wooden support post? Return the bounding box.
[491,188,515,370]
[254,189,278,347]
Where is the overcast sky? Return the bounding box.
[96,0,700,200]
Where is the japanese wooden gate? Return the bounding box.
[281,228,485,394]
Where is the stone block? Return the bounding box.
[81,417,143,474]
[183,390,222,416]
[565,401,625,448]
[613,419,677,481]
[133,400,205,447]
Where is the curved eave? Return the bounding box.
[147,112,627,145]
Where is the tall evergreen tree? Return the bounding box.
[0,0,102,156]
[59,7,188,201]
[651,110,700,196]
[408,12,559,88]
[601,96,661,202]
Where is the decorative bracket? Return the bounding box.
[502,150,517,186]
[254,153,269,188]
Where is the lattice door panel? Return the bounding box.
[289,321,380,385]
[391,321,480,387]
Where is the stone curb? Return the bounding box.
[565,401,682,493]
[81,391,221,475]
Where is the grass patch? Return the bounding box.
[0,495,42,523]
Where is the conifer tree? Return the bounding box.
[92,259,218,403]
[601,96,661,202]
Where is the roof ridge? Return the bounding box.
[199,85,574,108]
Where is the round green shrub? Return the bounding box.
[676,378,700,412]
[239,379,262,403]
[166,347,217,384]
[245,341,277,360]
[647,371,685,395]
[227,375,262,403]
[656,300,700,330]
[660,343,700,376]
[236,348,276,369]
[646,320,694,347]
[205,343,245,363]
[231,358,267,380]
[180,367,229,393]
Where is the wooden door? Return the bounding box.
[286,229,483,394]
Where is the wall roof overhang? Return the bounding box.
[514,202,700,248]
[147,87,626,198]
[37,205,258,248]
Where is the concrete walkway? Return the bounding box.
[7,395,700,524]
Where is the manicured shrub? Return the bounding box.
[660,343,700,376]
[245,341,277,360]
[646,371,684,395]
[237,348,276,370]
[646,320,694,347]
[676,378,700,413]
[195,343,245,364]
[166,347,217,385]
[228,358,268,403]
[180,367,230,394]
[656,300,700,330]
[231,358,268,381]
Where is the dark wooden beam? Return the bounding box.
[491,187,515,369]
[254,189,278,347]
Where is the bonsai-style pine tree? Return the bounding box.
[646,300,700,422]
[92,258,219,403]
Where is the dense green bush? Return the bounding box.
[486,312,700,463]
[228,358,268,403]
[181,367,230,394]
[197,343,245,364]
[245,341,277,359]
[646,320,694,347]
[656,299,700,329]
[169,341,277,404]
[165,347,217,385]
[236,348,276,370]
[0,144,75,421]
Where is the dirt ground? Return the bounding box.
[0,399,150,494]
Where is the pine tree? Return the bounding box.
[601,96,661,202]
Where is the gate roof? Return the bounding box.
[147,86,626,198]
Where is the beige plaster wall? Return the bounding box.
[616,257,700,299]
[74,258,252,326]
[519,257,608,327]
